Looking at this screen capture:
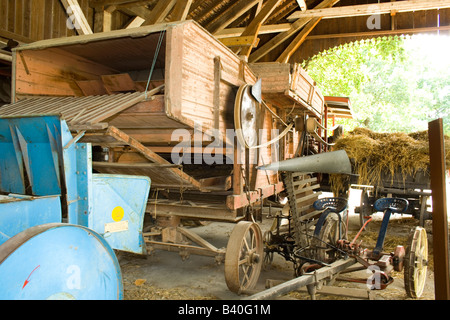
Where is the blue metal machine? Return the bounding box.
[0,115,150,300]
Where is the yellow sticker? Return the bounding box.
[112,206,125,222]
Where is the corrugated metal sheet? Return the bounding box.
[0,92,146,126]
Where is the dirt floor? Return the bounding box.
[119,189,439,301]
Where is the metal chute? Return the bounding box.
[257,150,352,174]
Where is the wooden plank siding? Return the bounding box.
[11,20,259,146]
[165,21,257,138]
[1,0,81,42]
[14,46,119,98]
[0,0,133,43]
[249,62,324,118]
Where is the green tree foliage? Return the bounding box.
[302,35,450,134]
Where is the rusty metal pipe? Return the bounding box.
[245,257,356,300]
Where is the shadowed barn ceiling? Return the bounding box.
[0,0,449,67]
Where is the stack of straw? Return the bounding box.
[330,127,450,194]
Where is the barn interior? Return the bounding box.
[0,0,449,302]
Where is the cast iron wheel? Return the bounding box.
[312,212,341,264]
[404,226,428,298]
[224,221,263,293]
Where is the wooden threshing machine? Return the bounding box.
[1,21,349,294]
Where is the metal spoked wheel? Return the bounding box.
[404,226,428,298]
[225,221,263,293]
[312,213,341,264]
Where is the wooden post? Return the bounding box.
[428,118,450,300]
[170,0,194,21]
[60,0,93,35]
[142,0,177,26]
[237,0,283,57]
[276,17,321,63]
[213,56,221,130]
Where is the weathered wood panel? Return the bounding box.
[0,0,134,43]
[249,62,324,118]
[14,47,118,98]
[0,0,84,42]
[166,21,257,136]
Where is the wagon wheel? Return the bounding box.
[404,226,428,298]
[225,221,263,293]
[312,213,341,264]
[359,189,372,230]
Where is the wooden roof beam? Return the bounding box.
[296,0,307,11]
[249,0,339,63]
[276,17,321,63]
[265,1,298,25]
[170,0,194,21]
[0,30,33,44]
[189,0,223,24]
[120,6,153,22]
[215,24,292,38]
[124,16,146,29]
[206,0,262,35]
[142,0,178,25]
[238,0,284,57]
[118,2,161,27]
[287,0,450,20]
[93,5,116,32]
[90,0,144,6]
[61,0,93,35]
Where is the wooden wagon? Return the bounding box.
[354,168,432,228]
[1,20,330,293]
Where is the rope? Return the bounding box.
[145,30,166,100]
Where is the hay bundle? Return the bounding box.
[330,127,450,194]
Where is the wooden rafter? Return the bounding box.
[0,30,33,44]
[170,0,194,21]
[248,0,339,63]
[125,16,146,29]
[90,0,146,6]
[216,24,291,38]
[93,5,116,32]
[189,0,224,25]
[265,1,298,25]
[142,0,178,25]
[295,0,307,11]
[206,0,262,34]
[276,17,321,63]
[61,0,93,35]
[237,0,283,57]
[120,5,153,22]
[288,0,450,20]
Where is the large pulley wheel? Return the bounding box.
[0,223,123,300]
[234,84,260,149]
[225,221,263,293]
[404,226,428,298]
